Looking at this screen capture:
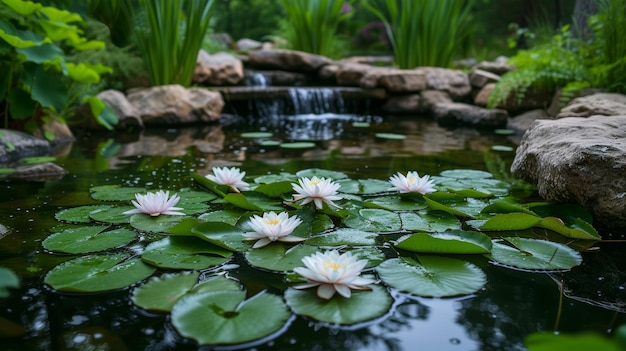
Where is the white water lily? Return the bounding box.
[206,167,250,192]
[292,176,342,209]
[293,251,375,300]
[242,211,305,248]
[123,190,184,217]
[388,171,436,194]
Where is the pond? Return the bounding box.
[1,101,624,351]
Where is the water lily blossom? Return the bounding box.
[123,190,184,217]
[292,176,342,209]
[206,167,250,192]
[243,211,305,248]
[388,171,436,194]
[293,251,375,299]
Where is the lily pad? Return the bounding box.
[295,168,348,180]
[376,256,486,297]
[399,210,461,232]
[55,205,110,223]
[191,221,250,251]
[280,142,316,149]
[224,192,283,211]
[375,133,406,140]
[336,179,392,195]
[260,140,282,146]
[44,253,156,293]
[171,290,291,345]
[129,214,187,233]
[198,210,246,226]
[89,206,134,224]
[90,186,147,201]
[141,236,233,270]
[491,145,514,152]
[365,196,428,211]
[395,230,492,254]
[494,129,515,135]
[344,209,401,233]
[245,244,319,272]
[306,228,378,247]
[284,284,392,325]
[241,132,273,138]
[487,238,582,270]
[43,226,135,254]
[0,268,20,297]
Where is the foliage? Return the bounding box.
[212,0,285,42]
[130,0,216,87]
[87,0,134,47]
[525,325,626,351]
[489,0,626,109]
[0,0,114,134]
[279,0,355,58]
[363,0,476,68]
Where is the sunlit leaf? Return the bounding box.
[43,226,135,254]
[55,205,110,223]
[306,228,378,247]
[224,192,283,211]
[245,244,319,272]
[285,284,392,325]
[487,238,582,270]
[480,212,542,231]
[141,236,232,270]
[395,230,492,254]
[364,195,428,211]
[198,210,246,226]
[191,221,250,251]
[376,256,486,297]
[171,290,291,345]
[343,208,401,232]
[253,181,295,197]
[131,271,201,312]
[439,169,493,179]
[423,197,474,218]
[399,211,461,232]
[89,206,133,224]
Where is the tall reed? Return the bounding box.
[132,0,215,87]
[363,0,475,68]
[279,0,354,57]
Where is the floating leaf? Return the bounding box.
[439,169,493,179]
[295,168,348,180]
[90,186,147,201]
[344,208,401,232]
[376,256,486,297]
[349,247,386,269]
[245,244,318,272]
[285,284,392,325]
[253,172,297,184]
[89,206,133,224]
[336,179,391,195]
[352,122,370,127]
[254,181,295,198]
[260,140,282,146]
[399,211,461,232]
[491,145,514,152]
[44,253,156,293]
[536,217,600,240]
[55,205,110,223]
[224,192,283,211]
[0,267,20,297]
[480,212,542,231]
[191,221,250,251]
[178,188,218,203]
[198,210,246,226]
[365,195,428,211]
[171,290,290,345]
[481,201,537,216]
[375,133,406,140]
[141,236,232,270]
[423,197,474,218]
[395,231,492,254]
[43,226,135,254]
[280,142,316,149]
[487,238,582,270]
[241,132,273,138]
[306,228,378,247]
[129,214,186,233]
[525,331,622,351]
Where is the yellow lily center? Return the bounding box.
[323,262,346,271]
[264,218,281,225]
[407,176,416,184]
[310,179,321,186]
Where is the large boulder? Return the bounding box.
[420,67,472,100]
[432,102,508,129]
[0,129,51,165]
[76,89,142,130]
[507,109,550,134]
[361,68,427,93]
[127,85,224,124]
[556,93,626,118]
[247,49,332,72]
[511,115,626,230]
[193,51,244,86]
[335,62,375,86]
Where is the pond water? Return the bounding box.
[1,103,624,351]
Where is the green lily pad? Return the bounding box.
[198,210,246,226]
[0,267,20,297]
[253,181,295,198]
[178,188,218,203]
[352,122,370,127]
[349,247,386,269]
[336,179,392,194]
[365,195,428,211]
[494,129,515,135]
[306,228,378,247]
[43,226,135,254]
[280,142,316,149]
[223,192,283,211]
[375,133,406,140]
[245,244,319,272]
[89,206,134,224]
[55,205,110,223]
[344,208,401,233]
[395,230,492,254]
[44,253,156,293]
[487,237,582,270]
[423,197,474,219]
[141,236,233,270]
[90,186,147,201]
[376,256,486,297]
[439,169,493,179]
[399,210,461,232]
[129,214,187,233]
[253,172,297,184]
[525,331,623,351]
[241,132,273,138]
[285,284,392,325]
[191,221,250,251]
[295,168,348,180]
[480,212,542,231]
[491,145,514,152]
[131,272,241,313]
[260,140,282,146]
[171,290,290,345]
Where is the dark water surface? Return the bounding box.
[1,114,624,351]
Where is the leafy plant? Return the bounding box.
[279,0,355,57]
[0,0,115,135]
[130,0,216,87]
[363,0,476,68]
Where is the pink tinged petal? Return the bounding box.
[293,282,321,290]
[317,284,337,300]
[252,238,272,248]
[334,284,352,298]
[313,198,324,209]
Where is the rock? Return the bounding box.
[361,68,427,93]
[474,61,515,76]
[127,85,224,124]
[420,67,472,100]
[247,49,332,72]
[336,62,375,86]
[511,116,626,230]
[193,51,244,86]
[32,119,75,145]
[236,38,263,52]
[432,102,509,129]
[474,83,496,107]
[469,69,501,88]
[0,129,51,165]
[556,93,626,118]
[11,162,67,181]
[420,90,453,112]
[381,94,421,114]
[507,109,550,134]
[76,90,143,130]
[317,64,338,83]
[245,69,309,86]
[493,86,553,114]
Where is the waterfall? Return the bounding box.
[246,72,270,87]
[287,88,346,115]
